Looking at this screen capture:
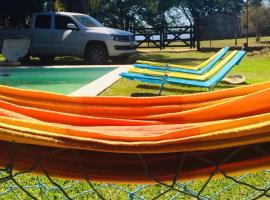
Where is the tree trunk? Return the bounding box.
[256,33,261,42]
[256,22,261,42]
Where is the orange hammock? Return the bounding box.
[1,82,270,183]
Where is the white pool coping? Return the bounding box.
[0,64,133,96]
[69,65,132,96]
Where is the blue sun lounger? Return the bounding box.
[120,50,246,95]
[134,47,230,74]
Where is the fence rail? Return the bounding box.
[130,26,196,50]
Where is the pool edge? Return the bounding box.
[69,65,133,97]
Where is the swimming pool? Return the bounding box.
[0,67,116,95]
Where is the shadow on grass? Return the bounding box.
[136,84,207,94]
[259,41,270,44]
[199,47,225,52]
[139,53,168,61]
[138,54,208,65]
[131,93,160,97]
[215,84,239,89]
[21,55,206,67]
[137,84,161,89]
[200,46,265,52]
[24,55,137,66]
[22,57,85,66]
[135,83,245,96]
[159,58,207,63]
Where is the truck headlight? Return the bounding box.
[112,35,121,41]
[111,34,135,42]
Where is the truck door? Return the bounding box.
[53,15,83,56]
[30,14,54,55]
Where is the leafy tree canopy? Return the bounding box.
[0,0,249,28]
[0,0,45,27]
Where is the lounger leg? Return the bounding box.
[158,75,167,96]
[208,86,214,92]
[158,82,165,96]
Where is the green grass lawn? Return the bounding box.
[200,36,270,49]
[102,48,270,96]
[0,37,270,199]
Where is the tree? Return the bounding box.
[0,0,249,30]
[57,0,180,28]
[90,0,146,29]
[250,0,263,6]
[0,0,45,27]
[56,0,92,13]
[141,0,180,27]
[242,4,270,41]
[178,0,245,22]
[176,0,245,48]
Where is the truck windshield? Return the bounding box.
[72,15,103,27]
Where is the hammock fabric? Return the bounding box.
[1,82,270,183]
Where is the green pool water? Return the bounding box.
[0,67,116,95]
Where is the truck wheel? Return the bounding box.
[21,54,31,65]
[85,44,108,64]
[39,56,54,65]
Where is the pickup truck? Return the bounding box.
[0,12,137,64]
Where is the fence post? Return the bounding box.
[194,20,201,50]
[193,25,196,48]
[160,27,163,50]
[189,26,192,49]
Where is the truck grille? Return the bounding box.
[115,45,136,50]
[117,35,135,42]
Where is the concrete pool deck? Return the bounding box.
[0,64,132,96]
[69,65,132,96]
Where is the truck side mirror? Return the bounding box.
[67,23,79,31]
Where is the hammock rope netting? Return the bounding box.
[1,82,270,199]
[1,142,270,199]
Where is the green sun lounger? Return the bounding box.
[136,47,229,70]
[129,50,238,81]
[134,47,229,74]
[120,51,246,95]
